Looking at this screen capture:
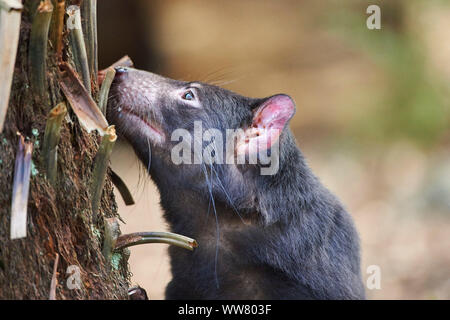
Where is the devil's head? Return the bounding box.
[107,67,296,186]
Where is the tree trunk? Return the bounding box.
[0,0,130,299]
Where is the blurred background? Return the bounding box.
[98,0,450,299]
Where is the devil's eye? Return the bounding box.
[182,90,195,100]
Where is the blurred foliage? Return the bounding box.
[327,0,449,148]
[102,0,450,299]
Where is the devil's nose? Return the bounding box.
[114,67,130,83]
[115,66,127,72]
[114,66,129,76]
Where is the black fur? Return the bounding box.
[107,67,365,299]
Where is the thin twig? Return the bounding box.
[115,232,198,251]
[110,169,135,206]
[29,0,53,102]
[91,125,117,217]
[10,133,33,239]
[49,253,59,300]
[0,0,22,132]
[66,5,91,93]
[98,67,115,115]
[41,102,67,186]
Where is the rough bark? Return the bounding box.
[0,0,130,299]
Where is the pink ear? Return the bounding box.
[253,94,295,131]
[236,94,295,155]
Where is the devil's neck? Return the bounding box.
[144,137,315,235]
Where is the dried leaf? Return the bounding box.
[58,62,108,134]
[10,133,33,239]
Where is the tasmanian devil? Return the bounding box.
[107,67,365,300]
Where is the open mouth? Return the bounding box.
[118,106,164,142]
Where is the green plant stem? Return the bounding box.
[98,67,115,115]
[29,0,53,101]
[66,5,91,94]
[110,169,135,206]
[115,232,198,251]
[81,0,98,90]
[41,102,67,186]
[91,125,117,217]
